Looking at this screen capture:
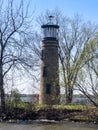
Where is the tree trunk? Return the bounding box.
[0,63,6,113]
[66,86,73,104]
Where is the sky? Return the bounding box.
[28,0,98,23]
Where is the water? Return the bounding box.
[0,121,98,130]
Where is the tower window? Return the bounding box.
[41,49,45,60]
[43,66,47,77]
[46,84,51,94]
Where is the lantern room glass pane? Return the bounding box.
[43,27,58,39]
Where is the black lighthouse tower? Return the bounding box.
[39,16,60,104]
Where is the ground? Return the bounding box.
[0,104,98,124]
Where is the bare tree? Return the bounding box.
[0,0,37,113]
[76,65,98,107]
[76,37,98,107]
[59,15,98,104]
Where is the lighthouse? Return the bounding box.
[39,16,60,105]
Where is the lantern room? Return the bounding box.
[41,16,59,40]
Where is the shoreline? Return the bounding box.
[5,118,98,125]
[0,106,98,124]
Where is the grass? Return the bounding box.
[52,104,86,110]
[6,100,97,111]
[70,117,89,122]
